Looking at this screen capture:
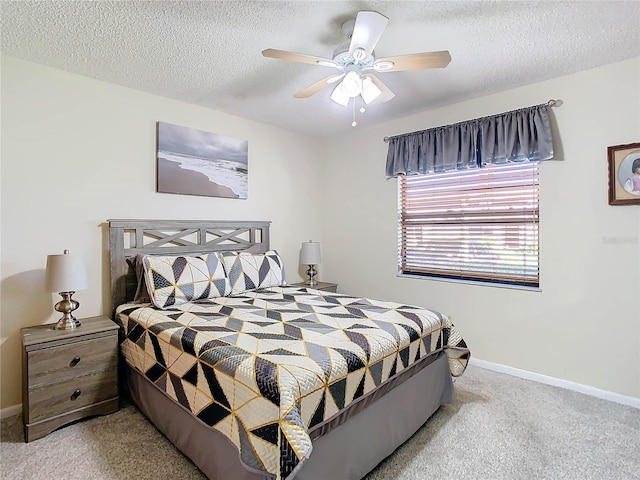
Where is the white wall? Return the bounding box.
[320,57,640,399]
[0,56,324,410]
[2,55,638,413]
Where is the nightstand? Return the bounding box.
[290,281,338,293]
[21,315,119,442]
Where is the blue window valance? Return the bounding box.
[385,102,555,177]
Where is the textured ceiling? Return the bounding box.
[2,1,639,138]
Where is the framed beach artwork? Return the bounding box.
[156,121,248,199]
[608,142,640,206]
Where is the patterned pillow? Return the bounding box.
[142,253,231,309]
[221,250,286,294]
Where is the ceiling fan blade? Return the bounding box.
[374,51,451,72]
[262,48,340,69]
[294,74,345,98]
[349,11,389,59]
[367,75,395,103]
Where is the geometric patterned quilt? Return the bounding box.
[116,286,469,480]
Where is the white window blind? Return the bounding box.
[398,162,539,287]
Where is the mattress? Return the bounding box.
[115,286,469,480]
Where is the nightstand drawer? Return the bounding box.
[26,336,118,388]
[27,368,118,423]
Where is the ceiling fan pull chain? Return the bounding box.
[352,100,357,127]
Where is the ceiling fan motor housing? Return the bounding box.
[332,42,375,68]
[332,42,352,64]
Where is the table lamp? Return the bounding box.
[300,240,321,286]
[45,249,88,330]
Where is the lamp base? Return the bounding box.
[54,317,82,330]
[53,292,82,330]
[305,265,318,286]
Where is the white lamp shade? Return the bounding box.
[361,76,382,104]
[330,83,350,106]
[45,250,88,293]
[341,71,362,97]
[300,241,321,265]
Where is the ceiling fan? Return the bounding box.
[262,11,451,113]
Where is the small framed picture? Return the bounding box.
[608,142,640,205]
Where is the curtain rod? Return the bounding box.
[383,99,560,143]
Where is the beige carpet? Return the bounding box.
[2,365,639,480]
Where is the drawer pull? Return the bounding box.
[70,356,81,367]
[71,389,82,401]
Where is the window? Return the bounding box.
[398,162,539,288]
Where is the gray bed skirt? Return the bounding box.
[127,351,455,480]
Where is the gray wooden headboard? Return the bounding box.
[108,219,271,316]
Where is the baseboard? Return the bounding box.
[469,358,640,409]
[1,404,22,420]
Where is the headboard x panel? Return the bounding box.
[108,219,271,316]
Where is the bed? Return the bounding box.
[108,219,469,480]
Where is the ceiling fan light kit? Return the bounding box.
[341,71,362,97]
[262,10,451,125]
[330,84,350,106]
[361,77,382,104]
